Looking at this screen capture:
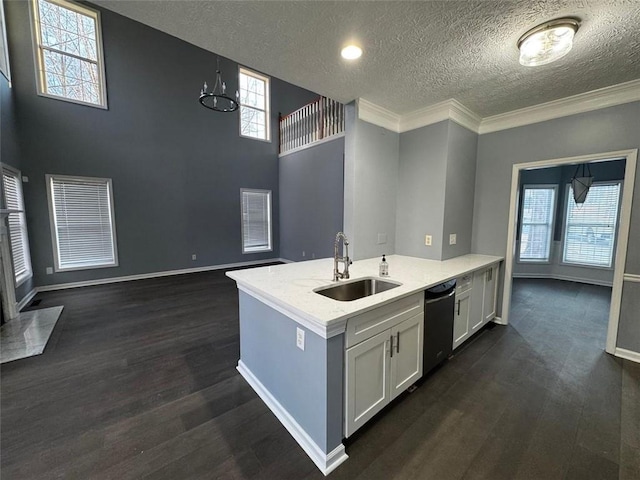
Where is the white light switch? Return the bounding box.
[191,254,197,261]
[449,233,457,245]
[22,176,29,183]
[425,235,432,246]
[377,233,387,244]
[46,267,53,275]
[296,327,305,351]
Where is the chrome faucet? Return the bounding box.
[333,232,352,281]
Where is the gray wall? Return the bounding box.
[395,120,477,261]
[344,103,399,261]
[396,121,448,260]
[514,159,626,286]
[442,121,478,260]
[279,136,344,262]
[4,1,317,288]
[239,291,344,453]
[618,281,640,352]
[472,101,640,351]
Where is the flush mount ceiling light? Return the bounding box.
[341,45,363,60]
[518,18,580,67]
[199,57,239,112]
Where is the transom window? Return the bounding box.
[31,0,107,108]
[46,174,118,271]
[563,182,621,268]
[241,189,272,253]
[518,185,557,262]
[239,67,270,141]
[2,167,32,286]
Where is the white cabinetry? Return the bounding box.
[453,262,500,350]
[345,293,423,437]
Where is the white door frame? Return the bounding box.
[501,149,638,354]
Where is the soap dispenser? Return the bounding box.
[379,254,389,277]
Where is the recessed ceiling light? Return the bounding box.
[341,45,363,60]
[518,18,580,67]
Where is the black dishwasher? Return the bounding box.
[423,279,456,376]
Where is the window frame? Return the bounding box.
[29,0,108,109]
[560,181,622,270]
[0,0,11,82]
[517,184,558,264]
[240,188,272,254]
[46,173,119,272]
[1,165,33,287]
[238,66,271,142]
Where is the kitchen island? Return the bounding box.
[226,254,502,475]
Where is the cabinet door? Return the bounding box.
[470,270,486,333]
[345,330,391,437]
[483,265,498,323]
[453,289,472,350]
[390,313,423,400]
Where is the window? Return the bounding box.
[563,182,621,268]
[46,175,118,271]
[2,167,32,285]
[239,67,270,141]
[30,0,107,108]
[518,185,557,262]
[241,189,272,253]
[0,1,10,81]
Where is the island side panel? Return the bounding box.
[238,291,344,453]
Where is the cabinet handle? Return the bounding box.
[396,332,400,353]
[390,335,394,358]
[457,300,460,315]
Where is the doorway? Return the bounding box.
[501,149,638,355]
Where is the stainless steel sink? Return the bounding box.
[314,277,401,301]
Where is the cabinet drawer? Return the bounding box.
[345,293,423,349]
[456,274,473,294]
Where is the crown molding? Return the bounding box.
[357,98,400,132]
[356,78,640,136]
[399,99,481,133]
[478,78,640,134]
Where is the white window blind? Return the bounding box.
[239,67,270,141]
[519,185,556,262]
[563,182,621,268]
[2,168,32,285]
[47,175,118,271]
[241,189,272,253]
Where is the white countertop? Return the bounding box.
[227,254,503,338]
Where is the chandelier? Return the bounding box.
[199,57,239,112]
[570,163,594,205]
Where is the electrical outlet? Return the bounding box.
[22,176,29,183]
[296,327,305,351]
[302,251,306,257]
[425,235,432,246]
[191,254,197,261]
[46,267,53,275]
[377,233,387,244]
[449,233,457,245]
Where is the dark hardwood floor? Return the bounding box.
[1,273,638,479]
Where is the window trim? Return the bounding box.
[238,66,271,142]
[240,188,272,254]
[0,1,11,82]
[1,165,33,287]
[517,184,558,264]
[560,180,622,270]
[46,173,119,272]
[29,0,108,109]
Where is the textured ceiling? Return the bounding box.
[94,0,640,117]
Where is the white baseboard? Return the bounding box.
[614,347,640,364]
[236,360,348,476]
[36,258,286,293]
[492,316,506,325]
[512,272,613,287]
[16,288,37,311]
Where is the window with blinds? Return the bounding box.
[518,185,557,262]
[46,175,118,271]
[241,189,272,253]
[563,182,621,268]
[2,168,32,285]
